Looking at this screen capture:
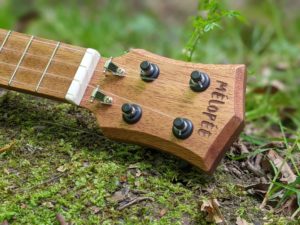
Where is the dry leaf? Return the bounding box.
[119,175,127,183]
[253,80,286,94]
[135,169,142,177]
[244,182,270,198]
[159,208,167,217]
[56,165,67,173]
[42,201,55,208]
[200,199,226,224]
[0,141,15,154]
[3,168,10,175]
[276,195,298,216]
[90,206,101,214]
[268,150,297,184]
[108,189,128,203]
[236,216,253,225]
[128,164,139,169]
[275,62,290,71]
[262,141,285,149]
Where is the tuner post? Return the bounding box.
[122,103,142,124]
[189,71,210,92]
[172,118,193,139]
[140,61,160,82]
[104,57,125,76]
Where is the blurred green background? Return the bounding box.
[1,0,299,130]
[0,0,299,224]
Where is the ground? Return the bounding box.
[0,1,299,224]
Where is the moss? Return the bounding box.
[1,0,299,224]
[0,91,295,224]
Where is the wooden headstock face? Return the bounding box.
[81,49,246,173]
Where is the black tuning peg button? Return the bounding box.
[140,61,160,82]
[172,118,193,139]
[122,103,142,124]
[189,71,210,92]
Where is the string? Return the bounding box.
[0,31,197,119]
[0,59,191,115]
[0,46,80,71]
[0,47,201,122]
[0,61,75,81]
[0,76,66,96]
[0,74,176,120]
[0,45,193,89]
[0,32,196,88]
[0,63,177,120]
[97,102,175,119]
[85,85,176,119]
[0,30,85,54]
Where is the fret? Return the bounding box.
[0,30,11,52]
[0,75,66,96]
[35,42,61,92]
[0,29,83,53]
[0,28,99,104]
[8,35,35,86]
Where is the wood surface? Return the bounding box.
[81,49,246,173]
[0,29,85,101]
[0,28,246,173]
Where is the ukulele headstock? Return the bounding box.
[81,49,246,173]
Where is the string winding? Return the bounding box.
[0,30,196,119]
[0,30,193,87]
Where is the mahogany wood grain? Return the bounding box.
[0,29,85,101]
[0,28,246,173]
[81,49,246,173]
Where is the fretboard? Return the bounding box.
[0,29,100,104]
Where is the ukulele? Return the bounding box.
[0,29,246,173]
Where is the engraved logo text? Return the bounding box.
[198,80,228,138]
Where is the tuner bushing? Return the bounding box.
[140,61,160,82]
[189,71,210,92]
[172,118,193,139]
[122,103,142,124]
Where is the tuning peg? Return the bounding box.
[189,71,210,92]
[172,117,193,139]
[140,61,160,82]
[122,103,142,124]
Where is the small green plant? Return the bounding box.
[184,0,243,61]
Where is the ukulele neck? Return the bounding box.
[0,29,100,104]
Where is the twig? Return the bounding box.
[28,173,66,190]
[260,151,290,209]
[246,159,265,177]
[239,142,250,154]
[7,173,68,194]
[117,197,154,211]
[0,141,15,154]
[211,199,227,225]
[254,154,263,167]
[131,189,148,194]
[292,207,300,220]
[239,141,265,176]
[56,214,68,225]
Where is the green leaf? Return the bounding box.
[273,181,300,194]
[204,22,221,32]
